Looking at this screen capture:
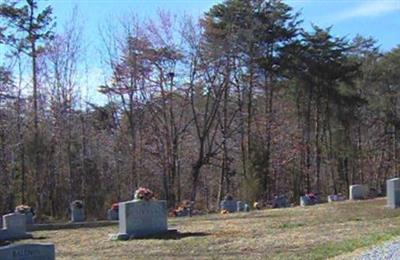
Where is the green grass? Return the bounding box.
[19,198,400,259]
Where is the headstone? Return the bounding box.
[0,213,33,241]
[349,185,368,200]
[236,201,245,212]
[327,194,346,203]
[387,178,400,209]
[25,213,34,226]
[111,200,168,240]
[300,194,317,207]
[175,207,190,217]
[107,209,118,221]
[70,201,85,222]
[220,200,237,213]
[0,243,55,260]
[300,196,311,207]
[273,195,290,208]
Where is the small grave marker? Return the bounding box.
[70,200,85,222]
[349,185,368,200]
[387,178,400,209]
[107,209,118,221]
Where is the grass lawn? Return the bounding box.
[21,198,400,259]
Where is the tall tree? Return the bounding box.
[0,0,55,211]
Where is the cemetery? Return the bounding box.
[0,197,399,259]
[1,183,400,259]
[0,0,399,259]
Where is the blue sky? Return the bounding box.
[46,0,400,51]
[26,0,400,103]
[1,0,398,104]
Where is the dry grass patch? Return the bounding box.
[18,198,400,259]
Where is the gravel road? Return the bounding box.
[357,239,400,260]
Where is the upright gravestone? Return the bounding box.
[107,209,118,221]
[110,200,169,240]
[220,200,237,213]
[387,178,400,209]
[349,185,368,200]
[273,195,290,208]
[24,212,35,226]
[300,194,318,207]
[0,243,55,260]
[236,201,245,212]
[0,213,33,241]
[327,194,346,203]
[70,200,85,222]
[14,206,35,227]
[300,196,311,207]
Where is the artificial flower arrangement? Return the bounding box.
[134,187,154,201]
[15,204,33,214]
[172,200,193,217]
[253,201,261,210]
[220,209,229,214]
[111,203,119,211]
[71,200,84,209]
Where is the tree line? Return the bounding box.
[0,0,399,220]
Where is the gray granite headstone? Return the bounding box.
[349,185,368,200]
[220,200,237,213]
[111,200,168,240]
[300,196,310,207]
[387,178,400,209]
[236,201,245,212]
[23,213,35,231]
[70,201,85,222]
[24,213,34,226]
[273,195,290,208]
[0,213,33,241]
[0,243,55,260]
[107,209,118,220]
[327,194,346,203]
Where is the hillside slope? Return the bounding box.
[22,198,400,259]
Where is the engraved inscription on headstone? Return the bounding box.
[0,243,55,260]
